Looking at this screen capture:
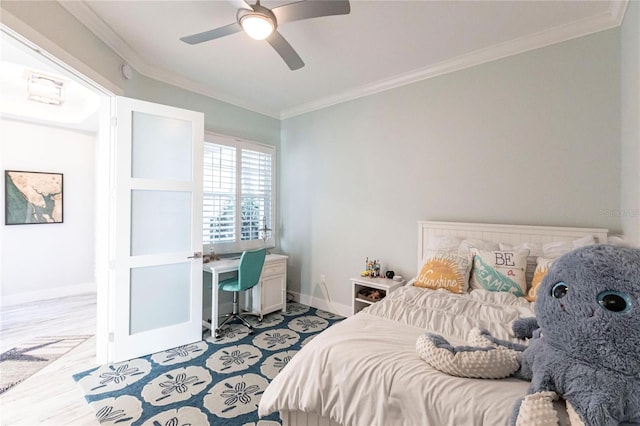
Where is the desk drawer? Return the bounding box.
[262,262,286,277]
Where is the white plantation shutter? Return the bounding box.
[203,143,236,243]
[203,133,275,253]
[241,149,272,241]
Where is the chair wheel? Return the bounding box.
[248,329,254,335]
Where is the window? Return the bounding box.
[203,133,275,254]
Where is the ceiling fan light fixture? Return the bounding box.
[240,13,274,40]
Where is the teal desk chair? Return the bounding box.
[215,248,267,338]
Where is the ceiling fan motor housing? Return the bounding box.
[237,4,278,33]
[180,0,351,70]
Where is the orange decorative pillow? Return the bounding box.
[526,257,554,302]
[415,253,472,294]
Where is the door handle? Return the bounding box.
[188,252,203,259]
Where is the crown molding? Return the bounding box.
[609,0,629,26]
[135,64,281,119]
[1,9,122,96]
[58,0,627,121]
[59,1,280,119]
[280,2,627,119]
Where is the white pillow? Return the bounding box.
[460,239,499,254]
[607,235,638,247]
[422,236,462,261]
[423,237,499,261]
[542,235,596,259]
[499,242,543,258]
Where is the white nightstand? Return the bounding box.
[351,276,404,315]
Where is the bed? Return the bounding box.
[258,221,609,426]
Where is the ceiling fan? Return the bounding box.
[180,0,351,71]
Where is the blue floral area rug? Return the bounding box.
[73,303,342,425]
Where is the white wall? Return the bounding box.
[0,119,96,305]
[280,29,622,315]
[621,0,640,244]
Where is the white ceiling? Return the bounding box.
[60,0,626,119]
[0,32,101,131]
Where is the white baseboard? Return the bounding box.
[1,282,96,307]
[289,291,351,318]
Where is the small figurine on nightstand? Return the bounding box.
[362,257,381,278]
[372,260,381,277]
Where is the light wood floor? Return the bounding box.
[0,293,99,425]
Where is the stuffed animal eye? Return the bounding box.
[551,282,568,299]
[597,291,631,313]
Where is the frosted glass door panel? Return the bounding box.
[131,112,192,181]
[131,190,191,256]
[130,263,191,334]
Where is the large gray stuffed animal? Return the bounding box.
[515,244,640,425]
[417,244,640,425]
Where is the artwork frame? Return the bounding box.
[4,170,64,225]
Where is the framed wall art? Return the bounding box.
[5,170,63,225]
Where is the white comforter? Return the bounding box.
[258,286,538,426]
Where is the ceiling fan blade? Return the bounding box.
[180,23,242,45]
[266,31,304,70]
[227,0,253,11]
[271,0,350,25]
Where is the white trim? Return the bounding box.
[281,5,626,119]
[57,1,145,77]
[203,132,277,254]
[1,283,96,307]
[205,131,276,154]
[58,1,279,119]
[57,0,626,120]
[289,291,351,318]
[136,63,280,119]
[610,0,630,26]
[0,11,122,96]
[205,129,276,151]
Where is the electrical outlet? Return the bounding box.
[320,274,326,284]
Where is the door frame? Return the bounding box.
[3,19,206,364]
[1,22,120,364]
[95,96,116,364]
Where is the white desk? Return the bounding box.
[202,253,288,331]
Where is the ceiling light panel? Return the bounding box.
[27,71,66,105]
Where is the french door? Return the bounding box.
[101,96,204,363]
